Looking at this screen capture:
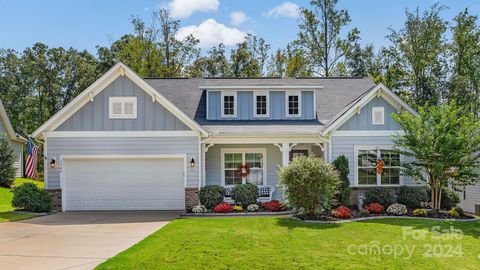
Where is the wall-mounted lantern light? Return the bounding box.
[49,158,56,168]
[190,157,196,168]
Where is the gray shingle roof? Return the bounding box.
[145,77,375,131]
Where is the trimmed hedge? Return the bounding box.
[199,185,226,209]
[396,186,428,209]
[12,183,52,212]
[231,184,258,207]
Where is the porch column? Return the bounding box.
[281,143,290,167]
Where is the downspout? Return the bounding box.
[198,133,212,189]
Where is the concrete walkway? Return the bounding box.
[0,211,180,270]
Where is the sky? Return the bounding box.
[0,0,479,55]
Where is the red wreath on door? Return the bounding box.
[236,164,250,177]
[376,159,385,175]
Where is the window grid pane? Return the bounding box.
[256,95,267,115]
[224,96,235,115]
[288,95,299,115]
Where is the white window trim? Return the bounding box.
[220,148,267,186]
[285,91,302,118]
[221,92,237,118]
[109,97,137,119]
[372,107,385,125]
[253,91,270,118]
[353,145,403,187]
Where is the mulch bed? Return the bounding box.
[181,210,293,217]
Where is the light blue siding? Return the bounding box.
[57,76,190,131]
[205,144,283,199]
[1,120,23,177]
[45,136,199,189]
[331,136,417,186]
[207,90,315,120]
[338,97,401,130]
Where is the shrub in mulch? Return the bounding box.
[365,203,384,214]
[213,203,233,213]
[332,205,352,219]
[263,200,284,212]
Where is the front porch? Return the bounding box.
[200,137,329,200]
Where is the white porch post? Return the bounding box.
[281,143,290,167]
[201,143,206,186]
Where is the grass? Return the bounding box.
[0,178,44,222]
[96,217,480,270]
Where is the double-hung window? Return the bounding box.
[222,149,266,186]
[221,92,237,118]
[254,91,269,117]
[286,91,301,117]
[109,97,137,119]
[356,146,401,186]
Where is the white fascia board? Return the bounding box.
[0,99,27,143]
[208,136,329,144]
[60,154,186,160]
[332,130,404,137]
[200,85,324,90]
[44,131,199,138]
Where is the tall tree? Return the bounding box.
[448,9,480,115]
[267,45,313,77]
[296,0,360,77]
[188,44,231,77]
[385,4,448,106]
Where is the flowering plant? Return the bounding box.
[447,208,460,218]
[213,203,233,213]
[263,200,283,212]
[386,203,408,216]
[192,205,207,213]
[247,204,259,212]
[413,208,428,217]
[233,205,243,212]
[332,205,352,219]
[365,203,384,214]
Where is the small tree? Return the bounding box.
[332,155,351,205]
[392,102,480,211]
[279,156,340,217]
[0,136,16,187]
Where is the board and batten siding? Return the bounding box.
[207,91,315,120]
[331,136,417,186]
[57,76,190,131]
[338,97,401,130]
[205,144,283,199]
[45,136,199,189]
[1,121,23,177]
[459,184,480,213]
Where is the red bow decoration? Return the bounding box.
[236,164,250,177]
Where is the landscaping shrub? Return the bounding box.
[0,136,16,187]
[364,187,394,207]
[263,200,283,212]
[332,205,352,219]
[233,205,243,212]
[413,208,428,217]
[231,183,258,207]
[447,208,460,218]
[386,203,408,216]
[12,183,52,212]
[199,185,226,209]
[396,186,428,209]
[365,203,384,214]
[453,207,465,216]
[279,156,340,217]
[440,189,460,210]
[360,209,370,217]
[213,203,233,213]
[247,204,259,212]
[192,205,207,213]
[332,155,351,206]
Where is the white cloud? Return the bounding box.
[166,0,219,19]
[265,2,300,18]
[176,19,247,48]
[230,11,247,26]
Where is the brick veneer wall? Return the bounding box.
[47,189,62,212]
[185,188,199,210]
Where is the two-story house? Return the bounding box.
[32,62,418,211]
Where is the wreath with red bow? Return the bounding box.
[236,164,250,177]
[376,159,385,175]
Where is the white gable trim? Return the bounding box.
[0,99,27,143]
[32,62,208,139]
[322,83,418,136]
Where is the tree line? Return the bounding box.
[1,0,479,136]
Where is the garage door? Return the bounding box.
[63,158,185,211]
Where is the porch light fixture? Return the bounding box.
[49,158,56,168]
[190,157,196,168]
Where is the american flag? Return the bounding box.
[25,138,39,178]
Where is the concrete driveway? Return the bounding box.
[0,211,180,270]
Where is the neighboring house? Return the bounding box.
[32,62,418,211]
[0,99,27,177]
[459,185,480,214]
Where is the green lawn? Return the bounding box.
[0,178,44,222]
[97,217,480,270]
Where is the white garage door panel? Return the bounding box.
[64,158,185,211]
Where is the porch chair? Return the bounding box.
[224,185,275,204]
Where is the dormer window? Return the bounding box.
[372,107,385,125]
[221,92,237,118]
[254,91,269,117]
[109,97,137,119]
[286,91,302,117]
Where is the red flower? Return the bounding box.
[263,200,283,212]
[333,205,352,219]
[366,203,384,214]
[213,203,233,213]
